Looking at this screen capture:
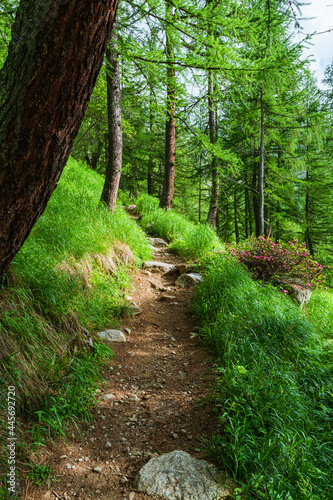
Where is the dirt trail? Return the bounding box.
[26,245,218,500]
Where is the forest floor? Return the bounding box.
[24,244,220,500]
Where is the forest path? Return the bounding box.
[28,244,218,500]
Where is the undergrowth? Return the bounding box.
[192,256,333,500]
[0,159,151,490]
[135,193,222,259]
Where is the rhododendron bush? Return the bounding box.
[226,237,328,289]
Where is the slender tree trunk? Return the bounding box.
[234,188,239,243]
[225,192,229,241]
[206,71,219,226]
[258,87,265,236]
[305,170,314,255]
[147,94,154,195]
[101,22,122,212]
[160,0,176,210]
[158,159,163,198]
[0,0,118,278]
[245,183,249,238]
[198,156,202,223]
[216,208,220,236]
[252,170,260,237]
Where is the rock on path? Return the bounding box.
[134,450,232,500]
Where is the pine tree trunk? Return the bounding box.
[147,96,154,195]
[305,170,314,255]
[160,0,176,210]
[245,183,250,238]
[234,188,239,243]
[0,0,118,278]
[252,170,260,237]
[258,87,265,236]
[206,71,219,226]
[101,22,122,212]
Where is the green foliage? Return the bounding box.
[136,194,222,259]
[33,343,114,436]
[192,257,333,499]
[227,236,328,290]
[27,463,52,486]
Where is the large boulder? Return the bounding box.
[133,450,232,500]
[175,273,203,287]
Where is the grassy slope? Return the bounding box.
[193,257,333,500]
[0,159,151,465]
[135,195,333,499]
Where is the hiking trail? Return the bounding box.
[26,242,219,500]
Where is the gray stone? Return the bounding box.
[104,393,115,400]
[159,295,177,301]
[129,302,142,315]
[93,467,102,473]
[148,238,169,248]
[175,273,204,288]
[105,442,112,448]
[290,285,312,309]
[133,450,231,500]
[97,330,126,342]
[144,261,177,273]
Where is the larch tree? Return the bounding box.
[100,19,123,212]
[160,0,176,210]
[0,0,118,278]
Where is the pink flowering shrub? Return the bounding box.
[226,237,328,289]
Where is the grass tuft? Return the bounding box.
[135,194,223,259]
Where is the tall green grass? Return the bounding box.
[193,256,333,499]
[136,193,223,259]
[0,159,151,441]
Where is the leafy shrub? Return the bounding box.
[227,236,328,290]
[192,256,333,499]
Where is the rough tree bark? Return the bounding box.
[206,70,219,227]
[100,20,122,212]
[0,0,118,278]
[160,0,176,210]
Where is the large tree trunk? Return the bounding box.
[160,0,176,210]
[0,0,118,278]
[101,21,122,212]
[206,71,219,227]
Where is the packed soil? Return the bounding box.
[23,245,221,500]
